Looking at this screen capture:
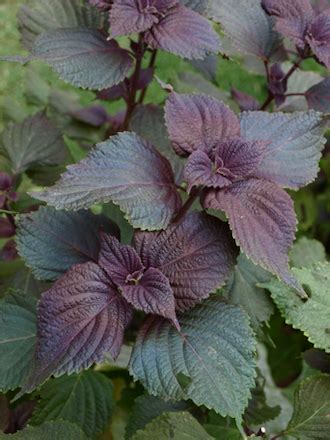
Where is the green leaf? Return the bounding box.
[204,414,242,440]
[0,421,87,439]
[31,28,133,90]
[261,263,330,352]
[18,0,107,50]
[125,395,188,439]
[285,374,330,439]
[129,298,257,419]
[33,132,181,231]
[131,412,213,440]
[244,372,281,426]
[16,206,119,281]
[103,203,134,245]
[289,237,326,269]
[0,113,67,174]
[222,253,274,330]
[31,371,115,438]
[0,292,37,392]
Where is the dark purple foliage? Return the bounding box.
[306,77,330,111]
[262,0,330,68]
[268,63,288,106]
[165,92,323,289]
[89,0,113,10]
[70,105,110,127]
[231,88,260,111]
[109,0,220,58]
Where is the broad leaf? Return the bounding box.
[285,374,330,439]
[24,262,133,393]
[306,12,330,69]
[0,113,67,174]
[165,93,240,156]
[131,412,213,440]
[31,29,133,90]
[125,395,188,439]
[261,263,330,352]
[289,237,326,269]
[239,110,327,189]
[209,0,282,59]
[0,293,36,392]
[134,212,238,311]
[18,0,106,49]
[31,370,115,437]
[222,253,274,330]
[306,78,330,112]
[144,5,221,59]
[129,298,257,418]
[102,202,134,245]
[189,54,218,81]
[16,207,119,281]
[203,179,299,290]
[33,132,181,231]
[0,421,87,439]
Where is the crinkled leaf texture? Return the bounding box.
[0,421,87,439]
[289,237,327,269]
[203,179,300,290]
[223,253,274,331]
[18,0,106,49]
[306,77,330,112]
[306,12,330,69]
[98,234,179,328]
[16,207,120,281]
[144,5,221,59]
[133,212,238,311]
[0,293,36,392]
[33,132,181,231]
[23,262,133,393]
[129,298,257,419]
[31,28,133,90]
[261,262,330,352]
[0,113,67,174]
[239,110,327,189]
[209,0,282,59]
[285,374,330,439]
[31,370,115,438]
[165,93,240,156]
[131,412,213,440]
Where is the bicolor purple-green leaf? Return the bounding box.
[165,93,240,156]
[239,110,327,189]
[16,207,119,281]
[203,178,300,289]
[0,113,67,174]
[209,0,283,59]
[32,132,181,231]
[18,0,107,50]
[129,298,257,418]
[134,212,238,311]
[24,262,133,393]
[144,4,221,59]
[306,77,330,112]
[0,293,37,392]
[262,0,314,48]
[31,28,133,90]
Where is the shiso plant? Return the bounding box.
[0,0,330,438]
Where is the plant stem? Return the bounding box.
[121,35,145,131]
[138,49,158,104]
[284,92,306,97]
[172,189,199,224]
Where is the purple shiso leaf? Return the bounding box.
[121,267,179,329]
[261,0,315,48]
[306,12,330,68]
[306,77,330,112]
[144,4,221,59]
[231,88,260,111]
[268,63,288,107]
[184,150,232,193]
[23,262,133,393]
[133,212,238,311]
[99,233,144,286]
[239,110,327,190]
[164,93,240,156]
[32,132,181,231]
[313,0,330,15]
[70,105,110,127]
[203,178,301,290]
